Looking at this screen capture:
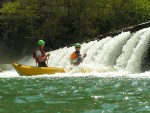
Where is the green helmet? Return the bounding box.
[38,40,45,46]
[74,43,81,48]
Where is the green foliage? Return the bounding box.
[0,1,20,15]
[134,0,150,22]
[0,0,149,56]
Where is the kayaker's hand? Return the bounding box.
[83,53,87,58]
[47,53,50,57]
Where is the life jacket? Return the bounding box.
[70,51,82,63]
[33,49,46,63]
[70,52,78,59]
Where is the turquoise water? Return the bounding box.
[1,73,150,113]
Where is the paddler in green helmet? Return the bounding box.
[33,40,50,67]
[70,43,87,66]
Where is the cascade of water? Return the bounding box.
[96,32,130,66]
[84,37,112,65]
[18,27,150,73]
[81,41,98,54]
[48,47,68,67]
[116,28,150,69]
[126,29,150,73]
[58,48,74,67]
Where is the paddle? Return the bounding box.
[81,53,87,62]
[46,53,50,65]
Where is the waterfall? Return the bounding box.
[19,27,150,73]
[96,32,130,66]
[126,30,150,73]
[116,28,150,69]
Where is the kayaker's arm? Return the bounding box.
[46,53,50,58]
[83,53,87,58]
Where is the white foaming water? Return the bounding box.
[116,28,150,69]
[126,30,150,73]
[1,27,150,78]
[96,32,130,66]
[0,70,19,78]
[1,70,150,79]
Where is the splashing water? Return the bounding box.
[1,27,150,78]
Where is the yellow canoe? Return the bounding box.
[12,62,117,76]
[12,62,65,76]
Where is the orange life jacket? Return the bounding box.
[70,51,82,63]
[70,52,78,59]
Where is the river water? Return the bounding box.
[1,27,150,113]
[1,71,150,113]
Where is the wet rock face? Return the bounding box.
[141,46,150,72]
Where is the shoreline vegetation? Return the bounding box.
[0,0,150,63]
